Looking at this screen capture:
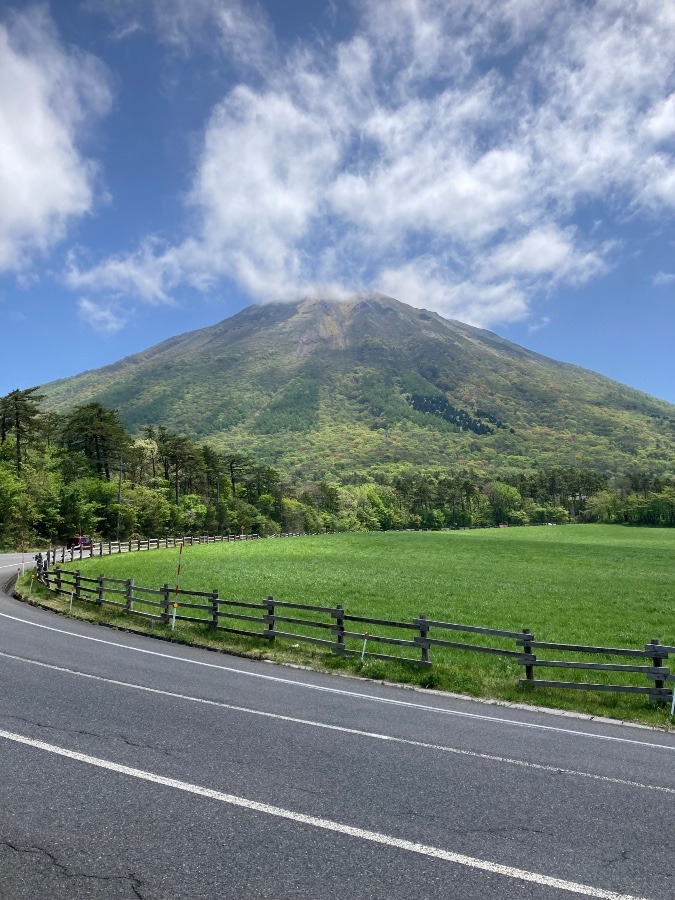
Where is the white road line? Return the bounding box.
[0,727,650,900]
[1,610,674,753]
[1,649,673,797]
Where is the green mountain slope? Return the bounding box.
[41,294,675,478]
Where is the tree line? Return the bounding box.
[0,388,672,549]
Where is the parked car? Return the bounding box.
[66,535,93,550]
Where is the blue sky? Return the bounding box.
[1,0,674,403]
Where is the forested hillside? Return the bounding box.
[1,388,673,550]
[40,295,675,481]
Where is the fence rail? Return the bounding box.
[50,531,311,565]
[31,548,675,705]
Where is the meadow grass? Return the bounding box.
[36,525,675,725]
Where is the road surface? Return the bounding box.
[0,555,673,899]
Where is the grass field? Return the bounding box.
[40,525,675,724]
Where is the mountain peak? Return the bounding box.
[40,294,675,478]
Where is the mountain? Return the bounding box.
[41,294,675,479]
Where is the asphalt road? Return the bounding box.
[0,555,673,899]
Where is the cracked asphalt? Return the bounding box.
[0,557,674,899]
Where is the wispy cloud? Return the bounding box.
[0,6,111,274]
[77,298,130,334]
[653,271,675,287]
[528,316,551,334]
[70,0,675,328]
[91,0,275,73]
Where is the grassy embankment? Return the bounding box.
[23,525,675,725]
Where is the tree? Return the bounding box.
[0,387,45,474]
[0,467,22,547]
[224,452,253,496]
[163,435,195,503]
[483,482,523,525]
[61,403,130,481]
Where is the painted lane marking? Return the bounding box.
[1,649,673,797]
[0,727,650,900]
[1,611,674,754]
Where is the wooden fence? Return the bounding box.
[49,531,308,564]
[32,550,675,705]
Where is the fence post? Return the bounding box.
[418,615,430,666]
[648,639,666,693]
[161,584,170,625]
[521,629,535,682]
[210,590,219,629]
[125,578,134,612]
[263,596,276,642]
[334,604,345,653]
[75,570,81,601]
[55,567,62,594]
[97,574,105,607]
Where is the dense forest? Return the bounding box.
[0,388,673,550]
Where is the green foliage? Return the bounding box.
[61,403,130,481]
[0,375,673,552]
[253,376,319,434]
[0,387,45,474]
[409,393,494,434]
[37,296,675,480]
[0,467,22,549]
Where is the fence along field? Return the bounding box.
[33,530,675,708]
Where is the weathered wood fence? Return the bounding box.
[33,551,675,705]
[49,531,305,564]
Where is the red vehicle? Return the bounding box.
[66,535,93,550]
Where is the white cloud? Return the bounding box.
[377,260,528,328]
[653,271,675,287]
[78,298,129,334]
[66,240,183,303]
[0,7,111,274]
[191,84,344,295]
[484,226,607,285]
[645,94,675,143]
[71,0,675,329]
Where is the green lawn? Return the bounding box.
[49,525,675,723]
